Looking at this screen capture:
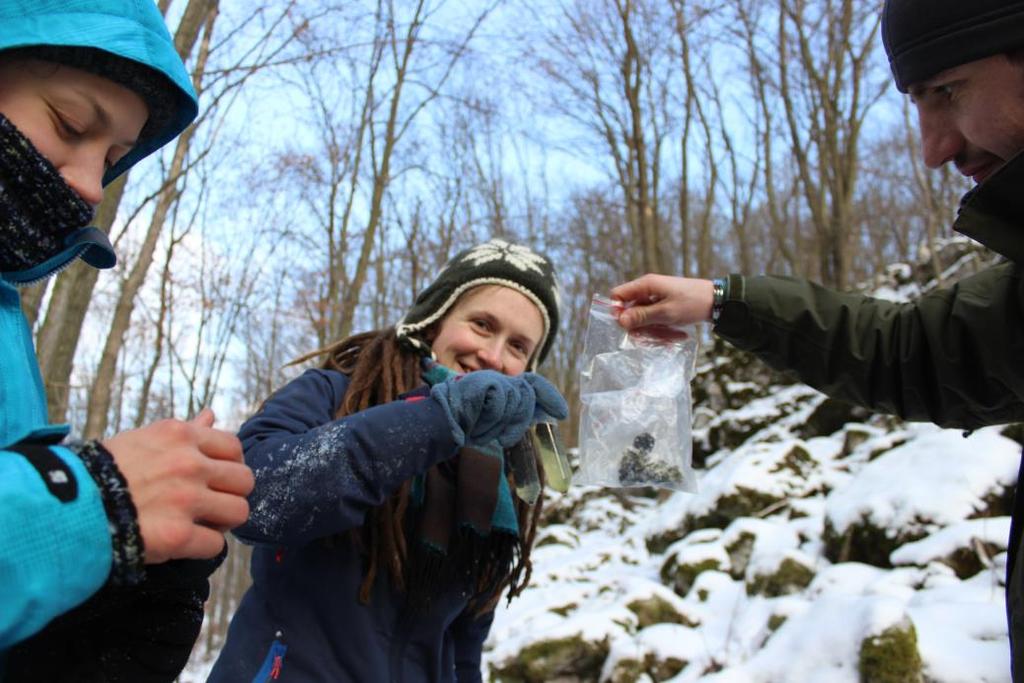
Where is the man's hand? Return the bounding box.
[611,274,715,332]
[102,409,254,564]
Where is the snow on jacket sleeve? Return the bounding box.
[0,442,112,649]
[234,368,460,547]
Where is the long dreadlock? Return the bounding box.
[300,327,544,614]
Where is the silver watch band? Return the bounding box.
[711,277,727,323]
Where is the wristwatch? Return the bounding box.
[711,277,728,323]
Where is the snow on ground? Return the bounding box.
[825,425,1019,535]
[482,412,1017,683]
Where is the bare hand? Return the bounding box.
[611,274,715,330]
[102,408,254,564]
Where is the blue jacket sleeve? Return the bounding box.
[451,607,494,682]
[234,368,460,547]
[0,443,112,649]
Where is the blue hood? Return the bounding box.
[0,0,199,185]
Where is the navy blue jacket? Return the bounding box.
[208,369,495,683]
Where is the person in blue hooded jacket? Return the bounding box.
[209,239,569,682]
[0,1,254,680]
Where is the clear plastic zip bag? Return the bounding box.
[575,294,699,491]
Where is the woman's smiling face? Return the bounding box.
[430,284,544,377]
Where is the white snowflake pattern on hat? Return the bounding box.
[460,239,547,274]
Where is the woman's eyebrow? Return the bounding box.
[71,87,140,148]
[510,329,537,349]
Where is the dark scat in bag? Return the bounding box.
[576,294,699,491]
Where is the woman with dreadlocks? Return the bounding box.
[209,239,568,683]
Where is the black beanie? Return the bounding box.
[883,0,1024,92]
[3,46,178,144]
[396,239,562,368]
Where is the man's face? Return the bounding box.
[910,54,1024,184]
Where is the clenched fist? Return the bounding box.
[102,409,254,564]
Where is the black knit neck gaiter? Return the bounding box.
[0,113,94,275]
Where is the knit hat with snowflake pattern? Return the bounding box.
[396,239,561,368]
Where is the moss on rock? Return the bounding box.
[661,557,721,598]
[606,656,645,683]
[823,516,923,568]
[536,529,578,548]
[490,635,609,683]
[724,531,756,579]
[540,490,606,526]
[766,614,787,633]
[769,444,814,478]
[867,437,907,462]
[939,541,1003,580]
[840,427,873,458]
[972,483,1015,519]
[706,417,773,455]
[651,657,687,681]
[689,487,781,530]
[626,596,698,628]
[796,397,870,440]
[1001,422,1024,447]
[858,623,923,683]
[606,653,688,683]
[788,506,810,520]
[549,602,577,617]
[646,528,686,556]
[746,557,815,597]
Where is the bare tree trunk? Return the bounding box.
[734,0,802,275]
[83,0,218,439]
[616,0,660,274]
[18,280,47,329]
[134,228,182,428]
[334,0,423,340]
[671,0,699,277]
[529,0,678,279]
[773,0,884,288]
[36,175,127,422]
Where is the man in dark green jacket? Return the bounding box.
[612,0,1024,678]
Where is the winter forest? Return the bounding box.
[26,0,1011,680]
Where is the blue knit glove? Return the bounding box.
[430,370,568,448]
